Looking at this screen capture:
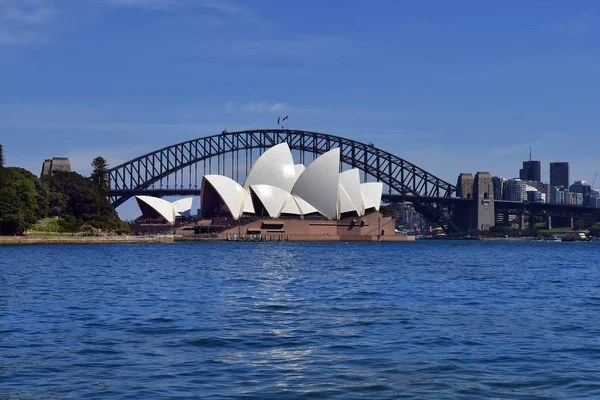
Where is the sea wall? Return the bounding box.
[0,235,174,245]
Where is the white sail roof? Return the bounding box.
[339,185,356,215]
[361,182,383,211]
[249,184,290,218]
[202,175,246,219]
[294,164,306,177]
[135,195,176,224]
[292,148,340,220]
[339,169,365,216]
[280,195,302,215]
[243,189,255,214]
[172,197,193,217]
[292,195,319,215]
[279,194,319,216]
[243,142,297,192]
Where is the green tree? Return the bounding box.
[13,167,49,220]
[574,213,598,230]
[0,144,4,168]
[91,156,109,196]
[43,171,118,224]
[523,226,539,237]
[0,187,26,235]
[0,167,42,235]
[588,225,600,238]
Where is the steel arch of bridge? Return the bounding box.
[107,129,456,208]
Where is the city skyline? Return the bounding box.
[1,0,599,218]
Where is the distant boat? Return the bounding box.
[562,232,591,242]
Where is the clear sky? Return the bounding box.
[1,0,599,219]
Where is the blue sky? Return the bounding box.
[1,0,599,218]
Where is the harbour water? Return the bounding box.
[2,241,600,399]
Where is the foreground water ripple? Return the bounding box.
[1,240,600,398]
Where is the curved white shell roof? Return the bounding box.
[292,148,340,220]
[172,197,193,217]
[243,189,255,214]
[279,194,320,216]
[339,185,355,215]
[361,182,383,211]
[294,164,306,177]
[198,144,383,221]
[280,195,302,215]
[244,142,297,192]
[135,195,176,224]
[292,195,318,215]
[249,184,291,218]
[202,175,245,219]
[339,169,365,216]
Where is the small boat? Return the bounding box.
[562,232,591,242]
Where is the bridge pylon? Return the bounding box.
[454,172,495,232]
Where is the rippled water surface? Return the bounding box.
[2,240,600,399]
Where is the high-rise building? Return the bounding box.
[550,187,570,204]
[550,162,569,188]
[590,190,600,208]
[522,180,550,203]
[505,179,527,202]
[492,176,507,200]
[570,192,584,206]
[570,180,592,207]
[519,160,541,182]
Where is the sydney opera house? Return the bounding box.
[135,143,407,241]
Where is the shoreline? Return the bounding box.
[2,235,593,245]
[0,235,175,245]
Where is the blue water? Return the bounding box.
[1,241,600,399]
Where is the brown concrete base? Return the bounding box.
[175,234,414,242]
[177,212,416,242]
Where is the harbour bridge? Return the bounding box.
[107,129,598,232]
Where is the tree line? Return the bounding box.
[0,145,128,235]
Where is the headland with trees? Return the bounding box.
[0,144,129,236]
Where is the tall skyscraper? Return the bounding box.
[550,162,569,188]
[519,147,541,182]
[519,161,541,182]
